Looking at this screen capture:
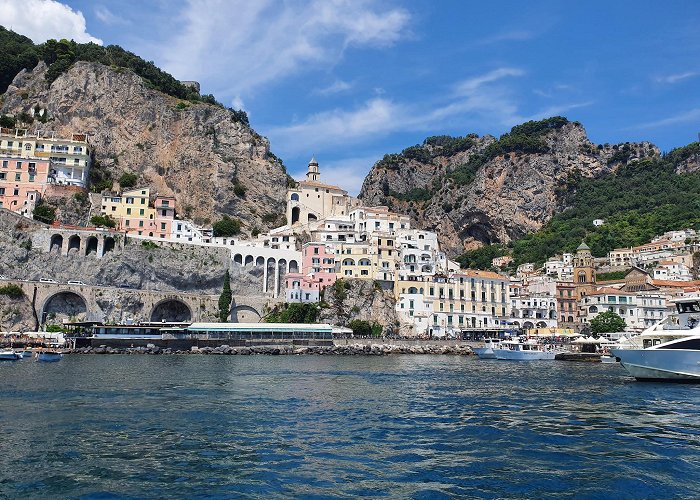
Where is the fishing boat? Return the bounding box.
[493,339,557,360]
[0,349,21,360]
[473,338,500,359]
[35,350,64,362]
[611,296,700,381]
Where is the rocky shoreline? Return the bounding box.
[68,343,475,356]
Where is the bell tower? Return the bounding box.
[306,156,320,182]
[573,241,596,329]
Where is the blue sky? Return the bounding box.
[2,0,699,194]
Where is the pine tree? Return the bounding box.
[218,270,232,322]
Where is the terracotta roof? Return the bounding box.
[462,269,507,280]
[299,180,347,192]
[652,279,700,288]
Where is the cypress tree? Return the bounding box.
[218,270,232,322]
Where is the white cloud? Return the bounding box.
[158,0,410,95]
[0,0,102,44]
[268,68,529,156]
[268,98,403,155]
[654,71,699,84]
[629,108,700,130]
[314,79,353,96]
[94,5,129,26]
[231,95,246,112]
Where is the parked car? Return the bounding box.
[67,280,86,286]
[39,278,57,283]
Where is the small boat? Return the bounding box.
[35,350,64,362]
[600,355,617,364]
[612,296,700,381]
[18,349,34,358]
[473,338,500,359]
[0,349,21,361]
[493,339,557,360]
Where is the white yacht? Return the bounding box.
[611,297,700,381]
[493,339,556,360]
[473,338,500,359]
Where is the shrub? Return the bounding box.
[212,215,241,237]
[142,240,159,249]
[233,182,247,197]
[90,214,116,228]
[0,284,23,299]
[119,172,138,188]
[73,192,89,205]
[32,203,56,224]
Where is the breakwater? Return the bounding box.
[68,343,474,356]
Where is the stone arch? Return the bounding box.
[231,304,262,323]
[291,193,299,201]
[536,321,547,328]
[244,255,254,266]
[308,213,317,223]
[549,310,557,319]
[234,254,243,265]
[358,258,371,266]
[255,256,265,267]
[85,236,98,256]
[150,298,192,322]
[289,260,299,273]
[589,306,598,313]
[67,235,81,254]
[266,257,276,293]
[50,234,63,253]
[292,206,300,224]
[408,286,418,294]
[523,321,534,329]
[342,258,355,266]
[41,290,88,324]
[103,237,115,255]
[567,316,574,323]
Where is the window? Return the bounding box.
[139,209,144,215]
[1,161,6,168]
[13,188,19,195]
[0,188,4,195]
[25,144,31,151]
[0,173,4,180]
[125,220,130,227]
[16,162,22,169]
[127,208,132,215]
[29,174,34,182]
[161,223,166,230]
[139,221,144,227]
[15,173,20,181]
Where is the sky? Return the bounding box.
[1,0,699,194]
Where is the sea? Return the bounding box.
[1,355,700,499]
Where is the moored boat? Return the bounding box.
[493,339,557,360]
[0,349,21,361]
[473,338,500,359]
[35,350,64,362]
[612,296,700,381]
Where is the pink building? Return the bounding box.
[0,156,52,216]
[286,242,337,303]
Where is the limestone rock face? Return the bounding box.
[1,61,288,231]
[318,279,398,331]
[359,122,659,256]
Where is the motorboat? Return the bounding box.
[0,349,21,361]
[35,350,64,362]
[493,339,557,360]
[473,338,500,359]
[612,296,700,380]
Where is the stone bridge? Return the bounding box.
[6,280,279,327]
[32,225,125,258]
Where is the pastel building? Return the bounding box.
[0,128,91,187]
[101,187,175,238]
[286,243,337,303]
[0,156,50,216]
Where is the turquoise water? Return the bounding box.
[1,355,700,499]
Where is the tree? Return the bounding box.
[90,214,116,228]
[213,215,241,237]
[218,270,232,322]
[32,203,56,224]
[590,310,626,335]
[118,172,138,188]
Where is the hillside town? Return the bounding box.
[1,126,699,338]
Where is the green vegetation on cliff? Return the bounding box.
[510,142,700,264]
[265,303,320,323]
[0,26,248,123]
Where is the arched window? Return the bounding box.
[291,193,299,201]
[578,272,586,283]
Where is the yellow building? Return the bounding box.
[336,242,373,279]
[101,187,174,238]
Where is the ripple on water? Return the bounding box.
[2,355,700,498]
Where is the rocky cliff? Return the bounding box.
[1,61,289,231]
[359,119,659,255]
[318,279,399,332]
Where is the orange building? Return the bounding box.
[0,156,51,216]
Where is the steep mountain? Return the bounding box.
[0,29,289,231]
[359,117,659,255]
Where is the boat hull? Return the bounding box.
[36,352,63,362]
[0,351,21,360]
[493,349,556,361]
[611,348,700,381]
[473,347,496,359]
